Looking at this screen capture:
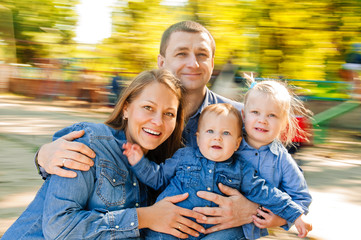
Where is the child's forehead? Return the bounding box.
[200,111,239,125]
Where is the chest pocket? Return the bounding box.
[97,159,127,207]
[217,174,241,190]
[178,164,201,188]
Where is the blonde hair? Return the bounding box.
[198,103,243,137]
[243,73,313,146]
[105,69,185,162]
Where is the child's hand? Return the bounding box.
[122,142,143,166]
[252,207,287,228]
[294,214,312,238]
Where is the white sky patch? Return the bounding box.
[161,0,187,6]
[74,0,116,44]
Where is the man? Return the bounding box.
[36,21,258,236]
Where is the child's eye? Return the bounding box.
[269,113,277,118]
[223,131,230,136]
[206,129,214,134]
[197,53,208,58]
[251,110,258,114]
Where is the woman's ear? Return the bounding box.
[123,102,129,119]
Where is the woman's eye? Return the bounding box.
[164,112,175,117]
[206,129,214,134]
[144,106,152,111]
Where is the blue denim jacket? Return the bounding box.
[239,139,312,240]
[182,88,243,147]
[3,123,148,239]
[132,146,304,235]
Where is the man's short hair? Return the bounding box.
[160,21,215,57]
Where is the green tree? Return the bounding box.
[0,0,78,63]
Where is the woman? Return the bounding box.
[2,69,205,239]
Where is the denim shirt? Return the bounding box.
[132,146,304,232]
[239,139,312,240]
[3,123,148,240]
[182,87,243,147]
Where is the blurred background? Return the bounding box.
[0,0,361,239]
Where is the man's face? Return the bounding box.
[158,31,214,93]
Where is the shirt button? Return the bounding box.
[255,153,258,156]
[228,179,232,183]
[135,203,139,207]
[207,187,211,191]
[112,179,116,183]
[187,166,190,169]
[115,225,119,229]
[209,169,212,173]
[133,182,137,186]
[130,222,135,226]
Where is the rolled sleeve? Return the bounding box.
[109,208,140,238]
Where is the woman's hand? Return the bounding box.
[38,130,95,178]
[252,207,287,229]
[137,193,206,239]
[193,183,259,234]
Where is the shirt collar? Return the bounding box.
[238,138,281,156]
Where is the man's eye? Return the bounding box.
[206,129,214,134]
[176,52,186,56]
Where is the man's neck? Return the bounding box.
[184,87,207,120]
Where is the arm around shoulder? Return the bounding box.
[37,123,95,178]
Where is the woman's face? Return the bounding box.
[123,82,179,153]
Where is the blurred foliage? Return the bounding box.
[1,0,361,82]
[0,0,78,63]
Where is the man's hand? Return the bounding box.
[38,130,95,178]
[193,183,259,234]
[137,193,206,239]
